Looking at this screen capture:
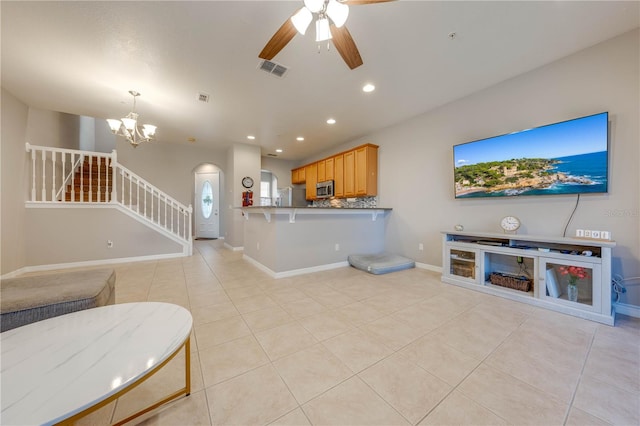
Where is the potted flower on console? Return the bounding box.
[558,265,590,302]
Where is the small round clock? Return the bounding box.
[500,216,521,233]
[241,176,254,189]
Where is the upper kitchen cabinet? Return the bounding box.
[291,167,305,184]
[355,144,378,196]
[291,143,378,199]
[305,162,318,200]
[317,159,326,183]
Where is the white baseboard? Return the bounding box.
[415,262,442,273]
[242,254,349,279]
[1,252,188,278]
[613,301,640,319]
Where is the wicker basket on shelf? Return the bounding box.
[489,272,532,292]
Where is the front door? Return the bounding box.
[195,171,219,238]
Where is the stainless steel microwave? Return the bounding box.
[316,180,334,199]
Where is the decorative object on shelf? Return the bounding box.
[242,176,254,189]
[107,91,157,148]
[454,224,464,231]
[489,272,532,292]
[558,265,589,302]
[500,215,521,233]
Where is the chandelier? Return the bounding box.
[107,90,157,148]
[291,0,349,42]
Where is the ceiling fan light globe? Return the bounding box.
[291,7,313,35]
[326,0,349,28]
[315,18,332,42]
[304,0,324,13]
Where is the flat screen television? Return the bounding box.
[453,112,609,198]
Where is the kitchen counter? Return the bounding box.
[240,206,392,277]
[241,206,391,223]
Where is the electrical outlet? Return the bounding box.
[584,230,592,238]
[418,243,424,251]
[591,230,601,239]
[107,240,113,248]
[601,231,611,240]
[335,243,340,251]
[576,229,585,237]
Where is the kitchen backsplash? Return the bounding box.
[313,196,378,208]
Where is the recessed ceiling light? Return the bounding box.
[247,135,255,140]
[296,136,305,141]
[326,118,336,125]
[362,83,375,93]
[275,149,283,153]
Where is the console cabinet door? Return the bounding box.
[355,145,378,196]
[539,257,601,313]
[325,157,334,181]
[444,245,480,285]
[317,160,326,183]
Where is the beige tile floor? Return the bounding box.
[76,239,639,426]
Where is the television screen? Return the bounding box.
[453,112,609,198]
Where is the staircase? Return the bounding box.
[26,143,193,256]
[63,157,113,202]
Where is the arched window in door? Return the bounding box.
[201,180,213,219]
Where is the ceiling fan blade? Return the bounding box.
[330,24,363,70]
[340,0,397,5]
[259,16,298,60]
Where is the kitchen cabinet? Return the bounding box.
[291,167,305,184]
[325,157,334,181]
[305,163,317,200]
[355,145,378,196]
[334,154,344,197]
[317,160,326,183]
[441,231,615,325]
[344,150,355,197]
[290,143,378,199]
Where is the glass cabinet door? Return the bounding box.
[540,258,601,312]
[447,247,479,284]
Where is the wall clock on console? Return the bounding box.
[500,216,521,234]
[242,176,254,189]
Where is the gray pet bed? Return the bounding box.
[348,253,415,275]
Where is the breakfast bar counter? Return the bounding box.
[241,207,392,277]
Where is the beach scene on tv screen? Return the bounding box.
[454,113,608,198]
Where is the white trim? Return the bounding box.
[415,262,442,273]
[613,301,640,319]
[242,254,349,278]
[1,252,188,277]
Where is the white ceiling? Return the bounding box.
[2,1,638,161]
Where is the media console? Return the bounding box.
[441,231,616,325]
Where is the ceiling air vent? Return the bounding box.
[197,92,210,103]
[258,60,288,78]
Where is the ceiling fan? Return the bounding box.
[258,0,396,70]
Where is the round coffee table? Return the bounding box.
[1,302,192,425]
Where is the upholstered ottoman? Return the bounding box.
[0,268,116,332]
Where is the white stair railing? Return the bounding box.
[25,143,192,249]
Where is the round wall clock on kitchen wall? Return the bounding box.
[500,216,521,234]
[242,176,254,189]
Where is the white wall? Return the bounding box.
[225,143,261,248]
[1,89,29,275]
[25,107,79,149]
[323,29,640,306]
[261,156,296,189]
